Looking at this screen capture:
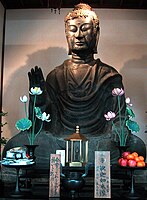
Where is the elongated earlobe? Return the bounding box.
[93,30,100,54]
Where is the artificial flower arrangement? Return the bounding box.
[104,88,140,146]
[15,87,51,145]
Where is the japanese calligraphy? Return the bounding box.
[49,154,61,198]
[94,151,111,198]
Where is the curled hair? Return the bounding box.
[65,3,100,54]
[65,3,99,32]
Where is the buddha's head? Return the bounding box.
[65,3,100,55]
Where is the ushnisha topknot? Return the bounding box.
[74,3,92,11]
[65,3,99,29]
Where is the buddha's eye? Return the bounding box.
[81,23,92,31]
[69,25,77,32]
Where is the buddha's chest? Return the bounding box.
[68,64,91,86]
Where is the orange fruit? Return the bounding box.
[127,154,135,160]
[134,157,140,162]
[138,156,144,161]
[132,152,138,158]
[136,161,145,167]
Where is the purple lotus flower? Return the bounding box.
[104,88,139,146]
[112,88,124,96]
[104,111,116,121]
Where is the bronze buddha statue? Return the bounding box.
[3,4,146,167]
[28,3,125,136]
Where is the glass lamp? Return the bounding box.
[64,126,88,167]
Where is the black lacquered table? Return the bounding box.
[2,161,35,197]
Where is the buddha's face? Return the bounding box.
[65,17,99,54]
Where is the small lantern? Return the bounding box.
[64,126,88,167]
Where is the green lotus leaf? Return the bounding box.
[35,107,42,118]
[126,106,135,118]
[15,118,32,131]
[126,119,140,133]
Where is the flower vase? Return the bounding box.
[116,145,129,158]
[25,144,38,160]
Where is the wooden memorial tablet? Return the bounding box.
[49,154,61,198]
[94,151,111,198]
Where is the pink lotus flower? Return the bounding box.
[104,111,116,121]
[104,88,139,146]
[112,88,124,96]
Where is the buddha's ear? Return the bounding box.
[93,28,100,54]
[66,36,72,55]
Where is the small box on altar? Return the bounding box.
[56,150,65,166]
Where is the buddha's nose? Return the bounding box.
[75,28,83,38]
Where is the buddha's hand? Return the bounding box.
[28,66,47,107]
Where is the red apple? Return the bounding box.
[118,158,122,164]
[118,158,128,166]
[128,159,137,167]
[122,151,131,159]
[118,158,122,165]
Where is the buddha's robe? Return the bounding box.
[45,58,125,135]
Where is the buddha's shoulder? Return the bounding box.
[46,60,69,80]
[98,59,119,74]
